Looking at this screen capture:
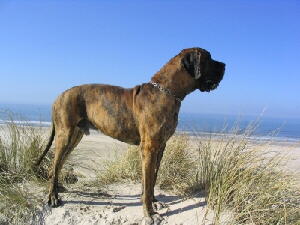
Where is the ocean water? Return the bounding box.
[0,103,300,141]
[178,113,300,142]
[0,103,51,124]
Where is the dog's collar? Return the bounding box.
[149,81,182,102]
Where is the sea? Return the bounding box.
[0,103,299,142]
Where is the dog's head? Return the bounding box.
[181,48,225,92]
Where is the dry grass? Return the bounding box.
[0,116,51,181]
[99,145,142,184]
[157,135,196,194]
[0,113,81,224]
[0,113,50,224]
[196,135,300,225]
[97,135,195,195]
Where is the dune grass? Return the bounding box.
[196,134,300,225]
[0,113,81,224]
[0,122,50,181]
[157,135,196,194]
[0,114,51,224]
[97,135,196,195]
[98,130,300,225]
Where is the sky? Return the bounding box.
[0,0,299,118]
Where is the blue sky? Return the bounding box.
[0,0,299,118]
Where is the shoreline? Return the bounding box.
[1,121,300,144]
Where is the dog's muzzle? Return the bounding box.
[199,61,225,92]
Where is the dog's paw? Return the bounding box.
[48,196,62,208]
[153,201,167,211]
[141,216,153,225]
[57,184,67,192]
[152,214,164,224]
[141,214,164,225]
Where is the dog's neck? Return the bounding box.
[151,60,197,101]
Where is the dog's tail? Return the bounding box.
[35,122,55,167]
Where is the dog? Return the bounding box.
[36,47,225,224]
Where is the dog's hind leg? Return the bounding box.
[59,127,84,171]
[48,127,77,207]
[55,127,84,192]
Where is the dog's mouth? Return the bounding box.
[199,80,220,92]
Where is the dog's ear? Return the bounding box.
[182,51,202,79]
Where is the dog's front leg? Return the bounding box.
[141,143,157,216]
[141,141,163,224]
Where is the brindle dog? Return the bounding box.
[36,47,225,224]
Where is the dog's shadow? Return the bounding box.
[63,190,141,207]
[61,189,206,216]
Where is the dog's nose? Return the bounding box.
[221,63,225,73]
[217,62,225,74]
[218,61,225,69]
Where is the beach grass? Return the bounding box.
[0,113,51,180]
[195,133,300,225]
[0,113,82,224]
[98,145,142,184]
[0,114,50,224]
[97,135,196,195]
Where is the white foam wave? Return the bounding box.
[0,119,51,127]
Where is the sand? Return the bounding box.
[34,183,217,225]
